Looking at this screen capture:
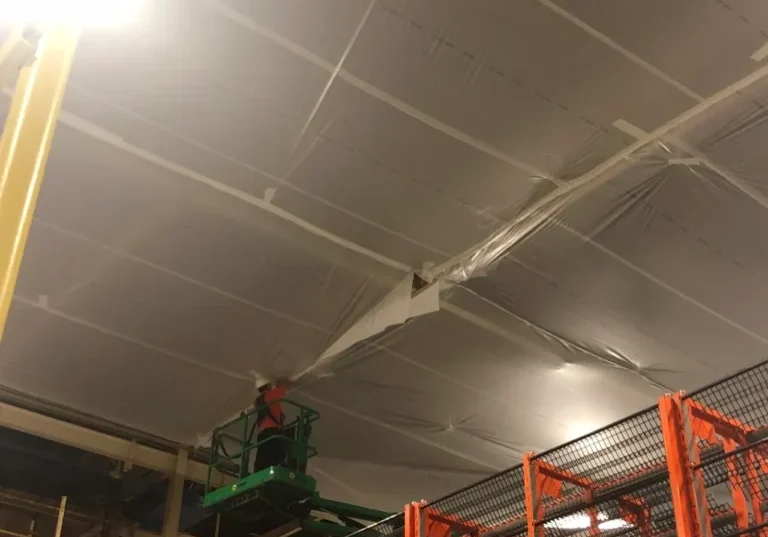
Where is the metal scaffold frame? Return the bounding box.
[348,359,768,537]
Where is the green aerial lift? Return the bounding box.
[195,399,390,537]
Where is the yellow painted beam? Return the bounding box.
[0,25,79,341]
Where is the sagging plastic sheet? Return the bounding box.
[5,0,768,515]
[290,37,768,510]
[419,66,768,396]
[0,111,405,442]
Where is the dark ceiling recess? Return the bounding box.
[0,425,184,533]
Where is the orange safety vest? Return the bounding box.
[256,386,287,432]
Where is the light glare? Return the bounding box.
[0,0,143,26]
[598,519,632,530]
[544,514,632,531]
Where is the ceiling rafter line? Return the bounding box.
[333,68,549,178]
[371,335,564,434]
[376,3,632,140]
[431,59,768,280]
[197,0,768,347]
[284,0,378,174]
[533,0,704,102]
[63,85,450,262]
[676,141,768,212]
[51,86,767,356]
[504,251,715,369]
[200,0,336,72]
[34,218,561,441]
[11,295,253,382]
[24,217,562,452]
[446,287,673,392]
[550,219,768,347]
[617,120,768,219]
[202,0,548,179]
[53,95,768,357]
[39,100,413,274]
[295,322,564,434]
[295,391,502,471]
[33,218,329,334]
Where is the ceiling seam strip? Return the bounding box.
[503,254,722,372]
[552,219,768,347]
[37,214,589,438]
[62,85,451,261]
[32,218,329,333]
[34,3,768,388]
[615,118,768,222]
[40,4,764,386]
[53,91,768,354]
[47,106,413,274]
[11,295,253,382]
[371,338,565,433]
[295,330,564,434]
[284,0,378,174]
[199,0,768,345]
[50,89,760,360]
[431,60,768,283]
[533,0,704,102]
[202,0,548,178]
[296,391,502,471]
[673,141,768,213]
[442,299,671,393]
[334,69,548,177]
[200,0,336,72]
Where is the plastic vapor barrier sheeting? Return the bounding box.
[2,0,768,512]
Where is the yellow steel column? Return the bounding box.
[0,25,79,341]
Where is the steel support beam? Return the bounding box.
[162,450,187,537]
[0,401,226,485]
[0,25,78,342]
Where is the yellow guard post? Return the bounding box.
[0,25,79,341]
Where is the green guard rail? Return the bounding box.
[205,398,320,497]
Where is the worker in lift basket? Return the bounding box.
[252,380,289,472]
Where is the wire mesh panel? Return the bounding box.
[398,361,768,537]
[679,359,768,537]
[347,512,405,537]
[537,475,674,537]
[423,465,527,537]
[685,360,768,430]
[527,406,671,537]
[533,406,665,489]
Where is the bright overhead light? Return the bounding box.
[598,519,632,530]
[0,0,143,26]
[544,513,633,531]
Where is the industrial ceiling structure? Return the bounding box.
[2,0,768,514]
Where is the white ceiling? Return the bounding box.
[3,0,768,512]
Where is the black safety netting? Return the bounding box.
[351,361,768,537]
[684,359,768,537]
[684,360,768,431]
[534,472,673,537]
[533,406,665,491]
[530,405,670,536]
[423,464,526,536]
[347,512,405,537]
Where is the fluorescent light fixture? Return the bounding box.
[544,514,592,530]
[544,513,633,531]
[598,519,632,530]
[0,0,143,26]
